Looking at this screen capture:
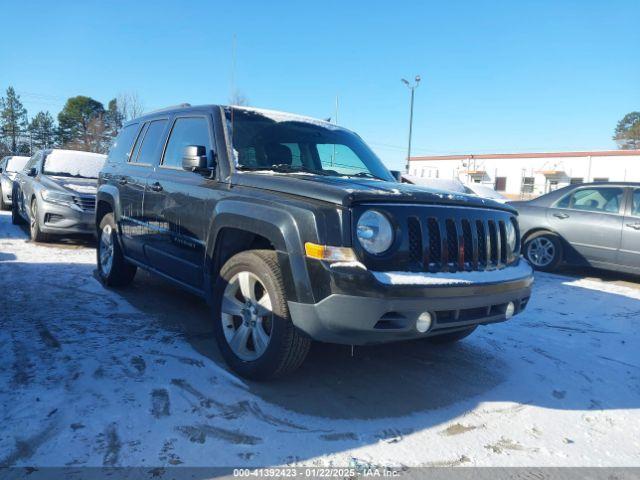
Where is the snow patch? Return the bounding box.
[43,150,106,179]
[61,183,97,195]
[232,106,343,130]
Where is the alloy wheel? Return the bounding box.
[221,271,273,361]
[30,201,38,237]
[527,237,555,267]
[99,224,115,276]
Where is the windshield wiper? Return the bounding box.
[343,171,388,181]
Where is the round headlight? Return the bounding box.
[506,219,517,252]
[356,210,393,254]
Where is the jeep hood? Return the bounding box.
[232,172,516,213]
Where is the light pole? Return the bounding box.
[401,75,421,173]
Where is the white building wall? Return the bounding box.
[409,152,640,199]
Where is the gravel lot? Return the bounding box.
[0,210,639,468]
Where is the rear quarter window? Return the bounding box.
[107,124,140,164]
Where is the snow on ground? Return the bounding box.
[0,209,639,468]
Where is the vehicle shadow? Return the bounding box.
[114,268,509,418]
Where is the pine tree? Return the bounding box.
[29,111,56,150]
[614,112,640,150]
[0,86,28,153]
[57,96,105,149]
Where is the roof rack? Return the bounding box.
[144,103,192,115]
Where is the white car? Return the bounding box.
[0,155,30,209]
[465,182,508,203]
[402,175,508,202]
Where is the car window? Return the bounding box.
[162,117,211,169]
[632,190,640,217]
[133,120,168,165]
[107,123,140,164]
[561,187,624,214]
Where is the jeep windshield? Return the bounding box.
[42,151,106,179]
[226,107,395,182]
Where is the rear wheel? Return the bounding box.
[523,232,563,272]
[97,213,137,287]
[29,199,50,243]
[212,250,310,380]
[428,326,477,344]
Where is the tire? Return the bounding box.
[523,231,563,272]
[428,326,477,344]
[29,198,50,243]
[97,213,137,287]
[11,197,23,225]
[0,185,8,211]
[212,250,311,380]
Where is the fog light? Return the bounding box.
[505,302,515,319]
[416,312,432,333]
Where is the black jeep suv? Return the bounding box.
[96,104,533,379]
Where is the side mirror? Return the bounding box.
[27,168,37,177]
[389,170,403,182]
[0,167,3,173]
[182,145,209,172]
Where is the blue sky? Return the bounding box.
[1,0,638,170]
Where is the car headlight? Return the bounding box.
[40,190,80,210]
[356,210,394,254]
[506,219,518,253]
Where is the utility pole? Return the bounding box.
[401,75,421,173]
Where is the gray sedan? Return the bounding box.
[0,155,30,209]
[510,182,640,274]
[12,149,106,242]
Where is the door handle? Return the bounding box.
[150,182,163,192]
[626,223,640,230]
[553,213,570,219]
[118,178,127,185]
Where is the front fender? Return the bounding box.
[206,200,317,304]
[96,185,122,224]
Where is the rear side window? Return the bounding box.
[558,187,624,214]
[162,117,211,169]
[632,190,640,217]
[107,124,139,164]
[133,120,168,165]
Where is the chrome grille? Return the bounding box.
[73,195,96,212]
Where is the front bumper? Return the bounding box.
[37,201,95,235]
[288,260,533,345]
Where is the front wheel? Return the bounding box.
[29,199,50,242]
[97,213,137,287]
[212,250,310,380]
[523,232,563,272]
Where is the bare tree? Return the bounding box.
[117,92,145,121]
[228,90,249,106]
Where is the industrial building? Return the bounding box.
[409,149,640,199]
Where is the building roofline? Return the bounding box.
[410,149,640,161]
